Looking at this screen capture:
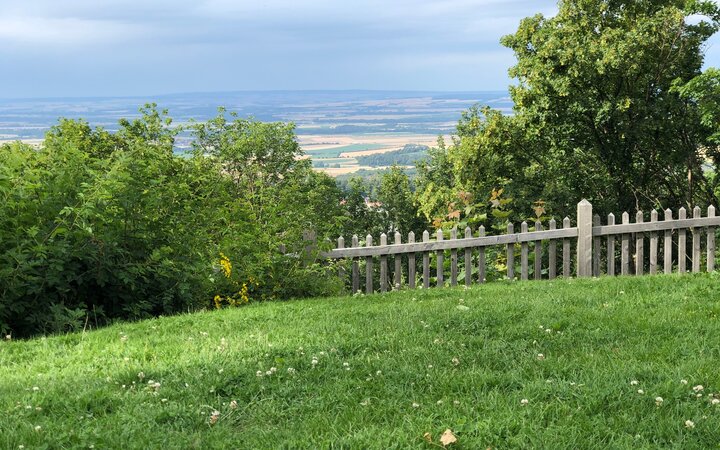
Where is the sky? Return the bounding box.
[0,0,719,99]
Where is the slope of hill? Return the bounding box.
[2,275,720,449]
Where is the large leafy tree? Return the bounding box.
[438,0,720,221]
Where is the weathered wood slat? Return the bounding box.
[422,231,430,289]
[577,200,593,277]
[338,236,345,283]
[607,213,615,276]
[535,221,543,280]
[365,235,373,294]
[650,210,658,275]
[478,226,486,283]
[450,227,458,286]
[621,212,630,276]
[592,215,600,276]
[351,235,359,294]
[693,207,701,273]
[436,229,444,287]
[678,208,687,274]
[464,227,472,287]
[323,227,578,259]
[664,209,673,274]
[521,222,529,281]
[507,223,515,280]
[380,234,388,293]
[549,219,557,280]
[592,216,720,236]
[394,231,402,290]
[408,232,416,289]
[708,206,716,272]
[563,217,571,278]
[635,212,644,276]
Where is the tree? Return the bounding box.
[498,0,720,214]
[377,166,427,234]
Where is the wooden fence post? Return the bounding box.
[422,231,430,289]
[708,206,716,272]
[549,219,557,280]
[693,207,702,273]
[535,221,543,280]
[450,227,458,286]
[507,223,515,280]
[621,212,630,276]
[607,213,615,276]
[351,235,360,294]
[563,217,571,278]
[394,231,402,290]
[464,227,472,287]
[478,226,486,283]
[664,209,673,274]
[635,212,644,276]
[592,215,600,277]
[577,200,593,277]
[650,210,658,275]
[303,230,317,265]
[521,221,529,281]
[337,236,345,285]
[678,208,687,274]
[365,235,374,294]
[436,229,444,287]
[380,233,388,293]
[408,232,416,289]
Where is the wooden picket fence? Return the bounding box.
[321,200,720,293]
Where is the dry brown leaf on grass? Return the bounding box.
[440,429,457,446]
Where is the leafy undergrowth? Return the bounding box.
[3,275,720,449]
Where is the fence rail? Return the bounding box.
[319,200,719,294]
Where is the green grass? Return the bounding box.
[305,143,386,158]
[3,275,720,449]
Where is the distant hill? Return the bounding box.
[355,144,429,167]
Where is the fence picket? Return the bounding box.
[607,213,615,276]
[365,235,374,294]
[408,232,416,289]
[464,227,472,287]
[478,226,486,283]
[650,210,658,275]
[351,235,359,294]
[422,231,430,289]
[678,208,687,274]
[549,219,557,280]
[451,227,458,286]
[380,234,388,293]
[338,236,345,283]
[693,207,701,273]
[436,229,444,287]
[664,209,673,274]
[621,212,630,275]
[394,231,402,289]
[593,215,600,276]
[563,217,571,277]
[708,206,716,272]
[507,223,515,279]
[521,222,529,281]
[635,212,644,276]
[535,221,543,280]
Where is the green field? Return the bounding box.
[305,143,387,158]
[3,275,720,448]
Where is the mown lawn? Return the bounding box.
[3,275,720,449]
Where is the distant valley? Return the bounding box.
[0,90,512,177]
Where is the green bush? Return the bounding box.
[0,105,346,337]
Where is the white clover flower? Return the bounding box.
[437,400,443,405]
[537,354,545,361]
[412,402,420,408]
[138,372,145,380]
[712,399,720,406]
[287,367,296,374]
[630,380,639,386]
[311,358,319,366]
[360,400,369,406]
[32,387,39,392]
[655,397,664,406]
[256,371,263,377]
[545,329,552,334]
[343,362,350,367]
[681,379,688,385]
[452,357,460,366]
[693,385,704,393]
[376,370,382,376]
[520,399,529,406]
[637,389,644,395]
[265,370,272,376]
[270,367,277,373]
[685,420,695,429]
[34,426,41,432]
[453,400,460,405]
[230,400,238,409]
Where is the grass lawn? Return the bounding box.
[3,275,720,449]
